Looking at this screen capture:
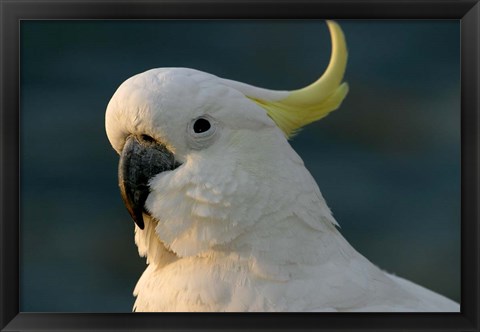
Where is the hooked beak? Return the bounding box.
[118,135,180,229]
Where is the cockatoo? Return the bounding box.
[105,21,459,312]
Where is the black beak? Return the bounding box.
[118,135,180,229]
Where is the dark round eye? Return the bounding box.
[193,118,211,134]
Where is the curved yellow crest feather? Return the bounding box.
[250,21,349,138]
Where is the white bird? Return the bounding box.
[105,21,459,312]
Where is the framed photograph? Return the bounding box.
[1,0,478,331]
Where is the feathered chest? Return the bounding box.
[132,254,292,312]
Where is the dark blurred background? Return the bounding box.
[20,20,460,312]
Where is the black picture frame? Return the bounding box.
[1,0,478,331]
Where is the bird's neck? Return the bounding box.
[135,205,352,279]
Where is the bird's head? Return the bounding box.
[105,21,348,257]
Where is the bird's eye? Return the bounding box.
[189,116,216,137]
[187,115,218,149]
[193,118,211,133]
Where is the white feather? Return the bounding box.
[106,67,459,312]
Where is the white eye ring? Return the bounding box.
[187,115,219,149]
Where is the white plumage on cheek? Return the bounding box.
[145,148,268,257]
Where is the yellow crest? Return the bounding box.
[250,21,349,138]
